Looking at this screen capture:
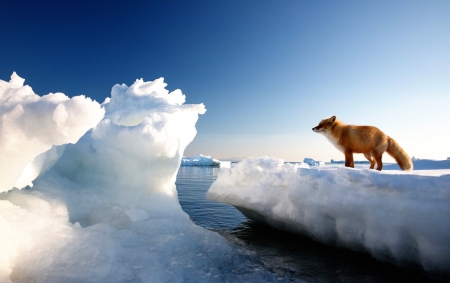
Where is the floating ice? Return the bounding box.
[181,154,221,166]
[207,156,450,276]
[0,74,278,282]
[303,158,324,166]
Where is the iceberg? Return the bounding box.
[0,73,278,282]
[303,158,324,166]
[181,154,221,166]
[207,156,450,276]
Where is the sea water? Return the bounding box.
[176,165,436,282]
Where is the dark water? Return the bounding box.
[176,166,438,282]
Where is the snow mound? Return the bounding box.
[0,74,278,282]
[207,156,450,275]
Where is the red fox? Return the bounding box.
[312,116,413,171]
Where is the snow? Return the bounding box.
[0,73,277,282]
[207,156,450,275]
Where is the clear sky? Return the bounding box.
[2,0,449,162]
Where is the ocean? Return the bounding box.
[176,165,436,282]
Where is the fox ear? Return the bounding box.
[330,116,336,122]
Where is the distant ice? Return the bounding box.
[207,156,450,276]
[181,154,231,167]
[0,74,278,282]
[303,158,324,166]
[384,157,450,171]
[182,154,220,166]
[331,159,369,164]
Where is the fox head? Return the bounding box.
[312,116,336,134]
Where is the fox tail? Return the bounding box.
[386,137,413,171]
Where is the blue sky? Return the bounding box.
[2,0,449,162]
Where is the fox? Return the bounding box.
[312,116,413,171]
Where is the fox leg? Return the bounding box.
[344,151,354,168]
[373,152,383,171]
[364,153,376,169]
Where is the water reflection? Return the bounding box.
[176,166,247,230]
[230,220,433,282]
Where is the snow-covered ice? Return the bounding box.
[207,156,450,276]
[0,72,104,192]
[0,73,278,282]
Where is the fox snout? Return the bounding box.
[312,126,321,132]
[312,116,335,133]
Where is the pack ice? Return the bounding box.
[0,73,279,282]
[207,157,450,276]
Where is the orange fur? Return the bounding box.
[312,116,413,171]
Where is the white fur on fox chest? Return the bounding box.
[322,132,344,152]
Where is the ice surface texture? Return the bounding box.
[0,72,105,192]
[207,156,450,275]
[0,74,278,282]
